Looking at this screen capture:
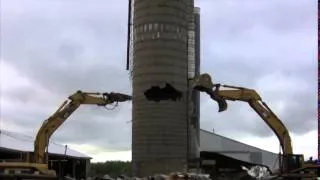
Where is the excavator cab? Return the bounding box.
[282,154,304,172]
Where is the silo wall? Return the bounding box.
[131,0,193,176]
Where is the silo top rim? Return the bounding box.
[194,7,200,14]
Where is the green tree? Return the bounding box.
[88,161,132,178]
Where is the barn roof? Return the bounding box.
[0,129,91,159]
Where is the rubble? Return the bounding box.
[92,172,211,180]
[241,166,270,179]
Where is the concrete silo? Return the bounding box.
[131,0,194,176]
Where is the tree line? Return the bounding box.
[88,161,132,178]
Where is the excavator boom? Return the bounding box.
[0,90,131,179]
[192,73,297,173]
[193,73,292,155]
[34,91,132,164]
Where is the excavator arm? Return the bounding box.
[0,91,131,179]
[192,73,293,156]
[192,74,320,176]
[34,90,132,165]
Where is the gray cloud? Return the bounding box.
[0,0,317,154]
[200,67,317,137]
[51,104,132,150]
[1,0,130,96]
[1,86,132,151]
[197,0,317,138]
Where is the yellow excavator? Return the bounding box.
[192,73,318,179]
[0,90,132,180]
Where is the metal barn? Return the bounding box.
[0,130,91,180]
[200,129,280,172]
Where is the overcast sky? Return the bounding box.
[0,0,317,162]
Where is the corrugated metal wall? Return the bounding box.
[200,130,280,171]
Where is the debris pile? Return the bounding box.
[91,172,211,180]
[241,166,270,179]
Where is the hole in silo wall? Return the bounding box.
[144,83,183,102]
